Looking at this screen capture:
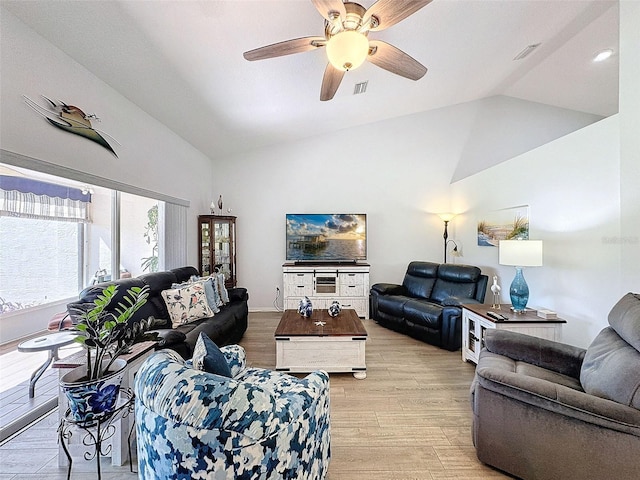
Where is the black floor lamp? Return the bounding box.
[437,213,456,263]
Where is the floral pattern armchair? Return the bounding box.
[134,345,331,479]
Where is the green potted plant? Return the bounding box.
[60,284,156,422]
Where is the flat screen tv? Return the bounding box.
[286,214,367,263]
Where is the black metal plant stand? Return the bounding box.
[58,389,135,480]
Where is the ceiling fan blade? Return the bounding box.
[311,0,346,23]
[320,63,345,101]
[368,40,427,80]
[244,36,326,61]
[364,0,432,32]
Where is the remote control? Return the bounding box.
[487,311,508,321]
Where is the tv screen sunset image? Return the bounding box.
[286,214,367,262]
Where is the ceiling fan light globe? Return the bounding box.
[326,31,369,71]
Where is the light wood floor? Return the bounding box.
[0,312,511,479]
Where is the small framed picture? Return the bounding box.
[477,205,529,247]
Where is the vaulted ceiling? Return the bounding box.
[2,0,619,160]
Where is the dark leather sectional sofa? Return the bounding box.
[67,266,248,359]
[370,261,487,351]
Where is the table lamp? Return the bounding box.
[499,240,543,313]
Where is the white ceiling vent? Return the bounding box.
[353,81,368,95]
[513,43,541,61]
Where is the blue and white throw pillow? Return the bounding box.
[202,278,221,313]
[216,273,230,304]
[192,332,232,377]
[208,275,224,307]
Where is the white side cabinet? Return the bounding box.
[462,304,566,364]
[282,263,370,318]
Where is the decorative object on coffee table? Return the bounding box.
[60,284,155,422]
[328,300,341,317]
[298,296,313,318]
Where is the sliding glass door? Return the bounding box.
[0,163,165,314]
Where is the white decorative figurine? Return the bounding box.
[491,275,501,310]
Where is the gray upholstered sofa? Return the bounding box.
[471,292,640,480]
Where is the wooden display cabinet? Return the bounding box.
[198,215,236,288]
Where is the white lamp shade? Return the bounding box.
[437,212,456,222]
[499,240,543,267]
[326,31,369,71]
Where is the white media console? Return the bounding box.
[282,262,370,318]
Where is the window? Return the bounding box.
[120,192,160,277]
[0,162,173,314]
[0,216,81,310]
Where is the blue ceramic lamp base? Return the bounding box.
[509,267,530,313]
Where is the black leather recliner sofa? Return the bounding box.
[370,261,488,351]
[67,266,249,359]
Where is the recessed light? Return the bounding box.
[593,49,613,62]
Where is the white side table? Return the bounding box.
[18,332,78,398]
[53,341,156,467]
[462,304,566,364]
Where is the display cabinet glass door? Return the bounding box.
[198,215,236,288]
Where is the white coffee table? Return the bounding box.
[18,331,78,398]
[275,309,368,379]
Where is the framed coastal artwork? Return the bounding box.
[477,205,529,247]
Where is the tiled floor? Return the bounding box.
[0,313,511,479]
[0,408,135,479]
[0,335,81,442]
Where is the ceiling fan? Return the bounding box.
[243,0,432,101]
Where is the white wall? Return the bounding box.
[0,9,213,341]
[619,0,640,290]
[213,104,467,312]
[451,96,602,182]
[212,96,605,319]
[451,116,620,348]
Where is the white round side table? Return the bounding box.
[18,332,78,398]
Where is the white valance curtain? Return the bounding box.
[0,175,92,222]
